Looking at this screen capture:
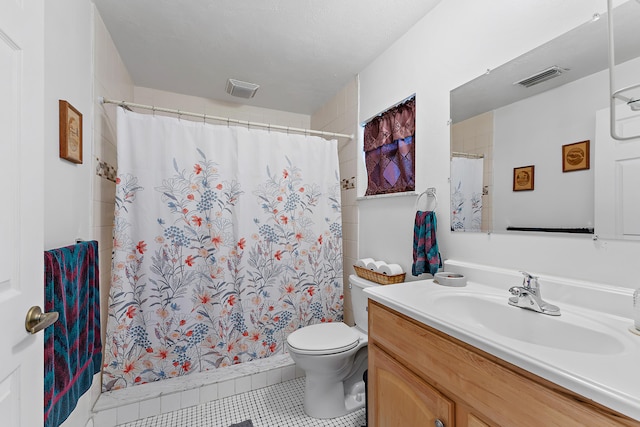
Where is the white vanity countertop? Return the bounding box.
[363,270,640,421]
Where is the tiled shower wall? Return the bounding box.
[93,11,313,331]
[92,7,332,424]
[94,2,315,353]
[93,7,135,354]
[93,355,302,426]
[450,111,494,232]
[310,78,359,325]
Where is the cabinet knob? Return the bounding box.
[434,419,445,427]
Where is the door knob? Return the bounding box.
[25,306,58,334]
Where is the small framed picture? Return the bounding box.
[513,165,535,191]
[562,140,590,172]
[59,100,83,164]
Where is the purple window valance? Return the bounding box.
[363,97,415,196]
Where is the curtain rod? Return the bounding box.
[98,97,353,140]
[360,93,415,126]
[451,151,484,159]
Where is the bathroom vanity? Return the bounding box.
[364,261,640,426]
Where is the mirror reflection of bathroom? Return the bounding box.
[449,114,490,233]
[449,0,640,235]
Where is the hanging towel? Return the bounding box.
[44,241,102,427]
[412,211,442,276]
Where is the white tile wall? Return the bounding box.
[116,402,139,424]
[92,19,317,421]
[160,393,182,414]
[93,355,296,427]
[138,398,161,419]
[93,408,116,427]
[266,368,281,386]
[451,111,494,232]
[199,383,218,404]
[180,388,200,409]
[93,7,134,353]
[310,77,359,326]
[281,364,296,382]
[92,9,348,427]
[250,372,267,390]
[218,380,236,399]
[235,376,252,394]
[295,365,306,379]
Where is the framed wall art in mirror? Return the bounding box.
[513,165,535,191]
[562,140,590,172]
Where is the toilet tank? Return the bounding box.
[349,274,380,332]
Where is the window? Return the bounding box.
[363,96,415,196]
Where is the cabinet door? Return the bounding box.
[369,344,454,427]
[467,413,491,427]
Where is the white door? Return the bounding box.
[0,0,45,426]
[595,105,640,239]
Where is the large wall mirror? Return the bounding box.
[450,0,640,236]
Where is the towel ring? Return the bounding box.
[415,188,438,211]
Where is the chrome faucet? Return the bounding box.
[508,271,561,316]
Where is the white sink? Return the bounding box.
[429,292,627,355]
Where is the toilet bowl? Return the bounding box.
[286,274,379,419]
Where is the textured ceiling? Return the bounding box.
[93,0,443,115]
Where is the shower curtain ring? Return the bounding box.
[202,113,206,124]
[152,106,156,116]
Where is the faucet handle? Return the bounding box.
[519,271,541,298]
[520,271,538,281]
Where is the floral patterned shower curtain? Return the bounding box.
[102,109,343,390]
[450,157,483,232]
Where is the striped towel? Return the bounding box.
[44,241,102,427]
[412,211,442,276]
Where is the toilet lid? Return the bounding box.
[287,322,359,354]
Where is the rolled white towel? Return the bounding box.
[366,260,386,272]
[355,258,375,268]
[378,263,403,275]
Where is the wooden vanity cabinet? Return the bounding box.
[367,300,638,427]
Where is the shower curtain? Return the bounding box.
[450,157,483,232]
[102,109,343,390]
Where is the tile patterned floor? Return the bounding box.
[117,378,366,427]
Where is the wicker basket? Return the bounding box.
[353,265,405,285]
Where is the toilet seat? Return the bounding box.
[287,322,360,355]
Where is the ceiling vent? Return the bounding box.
[225,78,260,99]
[513,66,568,88]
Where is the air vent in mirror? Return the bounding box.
[513,66,568,88]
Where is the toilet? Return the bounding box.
[286,274,379,419]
